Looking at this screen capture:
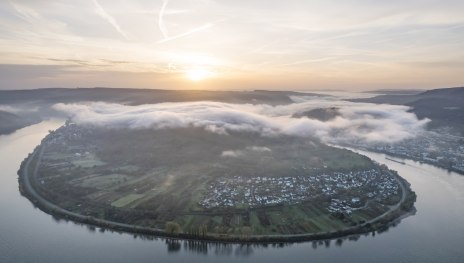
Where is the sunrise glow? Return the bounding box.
[186,68,212,81]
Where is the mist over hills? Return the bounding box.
[0,86,461,137]
[0,88,318,135]
[352,87,464,134]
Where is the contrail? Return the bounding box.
[157,0,222,44]
[93,0,129,40]
[158,0,170,39]
[280,57,336,66]
[157,23,213,44]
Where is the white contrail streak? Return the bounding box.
[93,0,129,40]
[158,0,170,39]
[157,23,213,43]
[157,0,220,44]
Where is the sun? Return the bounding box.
[186,68,211,81]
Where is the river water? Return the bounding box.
[1,121,463,263]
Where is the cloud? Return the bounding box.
[221,146,272,158]
[221,150,243,158]
[247,146,271,152]
[52,97,429,144]
[0,104,38,114]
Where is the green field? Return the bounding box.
[111,194,145,207]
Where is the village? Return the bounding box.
[365,130,464,174]
[199,169,401,215]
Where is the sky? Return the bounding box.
[0,0,463,91]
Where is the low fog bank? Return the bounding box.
[52,97,429,145]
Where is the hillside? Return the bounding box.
[292,107,341,121]
[0,110,40,135]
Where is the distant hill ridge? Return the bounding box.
[0,88,322,106]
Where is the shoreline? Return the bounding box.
[366,148,463,176]
[334,143,464,176]
[18,145,416,244]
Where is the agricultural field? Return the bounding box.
[28,122,415,238]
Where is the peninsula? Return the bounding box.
[18,122,416,242]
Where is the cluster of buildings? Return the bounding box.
[46,122,83,144]
[199,169,400,210]
[44,122,96,152]
[366,131,464,174]
[327,198,361,215]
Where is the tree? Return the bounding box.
[165,221,181,235]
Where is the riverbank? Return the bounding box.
[368,149,463,176]
[17,143,417,244]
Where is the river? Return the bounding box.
[1,121,463,263]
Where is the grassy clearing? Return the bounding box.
[116,165,139,173]
[79,174,131,189]
[71,158,106,168]
[111,193,145,207]
[43,152,75,160]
